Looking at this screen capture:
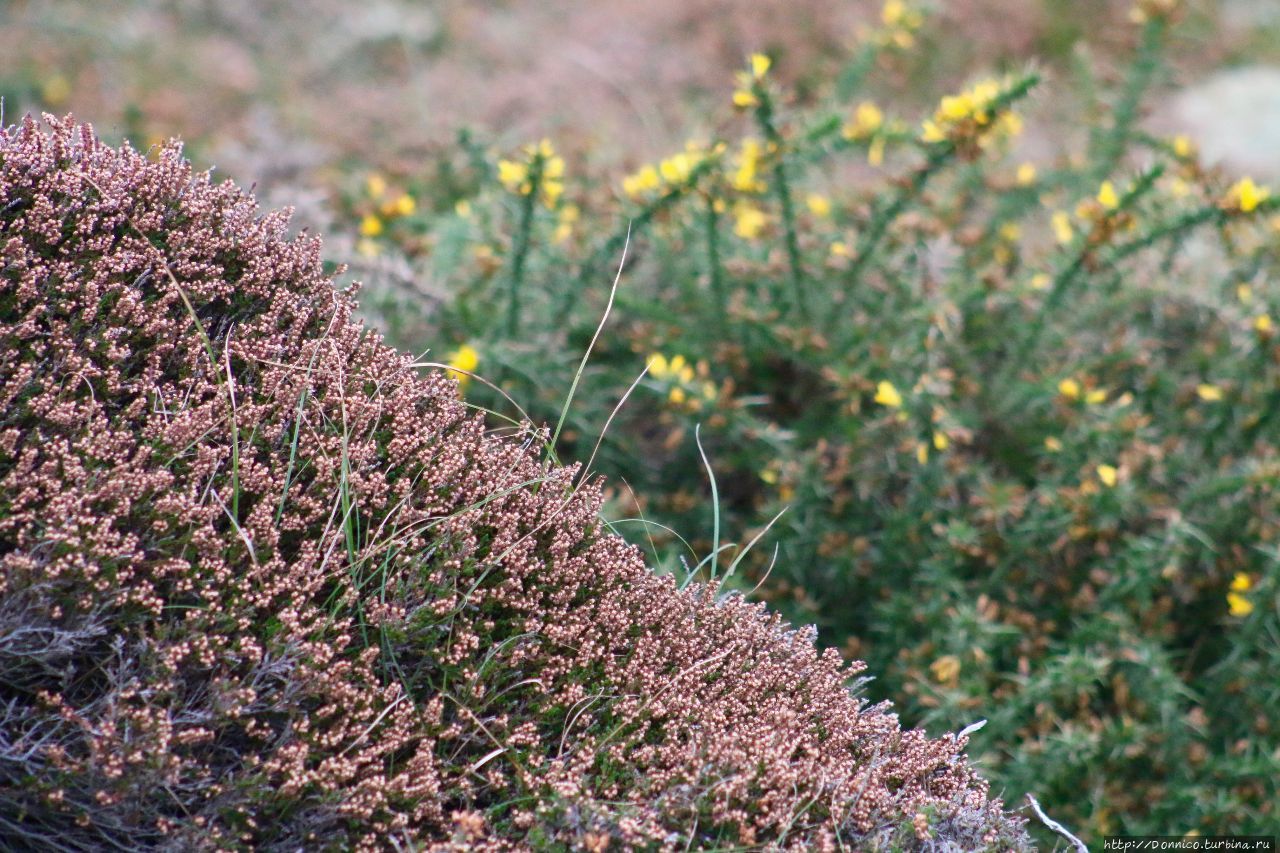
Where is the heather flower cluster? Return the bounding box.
[0,118,1027,850]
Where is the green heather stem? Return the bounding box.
[1092,17,1166,179]
[835,42,879,102]
[753,88,809,324]
[775,161,808,321]
[704,194,727,324]
[1106,203,1229,265]
[505,157,543,339]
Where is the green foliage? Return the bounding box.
[347,0,1280,842]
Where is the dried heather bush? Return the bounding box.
[0,116,1030,851]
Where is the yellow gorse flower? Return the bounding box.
[1225,177,1269,214]
[882,0,909,26]
[732,54,770,108]
[867,136,887,166]
[445,344,480,387]
[498,139,565,208]
[1225,578,1257,620]
[626,142,712,199]
[542,160,566,207]
[1096,464,1119,488]
[1196,383,1223,402]
[497,159,528,193]
[671,355,694,384]
[1227,592,1255,617]
[920,78,1019,147]
[380,192,417,218]
[359,214,384,237]
[648,353,716,412]
[732,139,767,194]
[393,194,416,216]
[622,164,661,199]
[733,203,768,240]
[648,353,695,384]
[878,0,924,48]
[1058,378,1081,400]
[843,101,885,141]
[874,380,903,408]
[553,203,580,244]
[659,152,696,184]
[1097,181,1120,210]
[1052,211,1074,245]
[806,193,832,218]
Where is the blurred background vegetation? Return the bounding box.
[6,0,1280,845]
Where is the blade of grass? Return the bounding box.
[694,424,721,583]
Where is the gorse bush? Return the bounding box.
[0,117,1029,850]
[346,0,1280,841]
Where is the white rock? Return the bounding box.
[1164,65,1280,179]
